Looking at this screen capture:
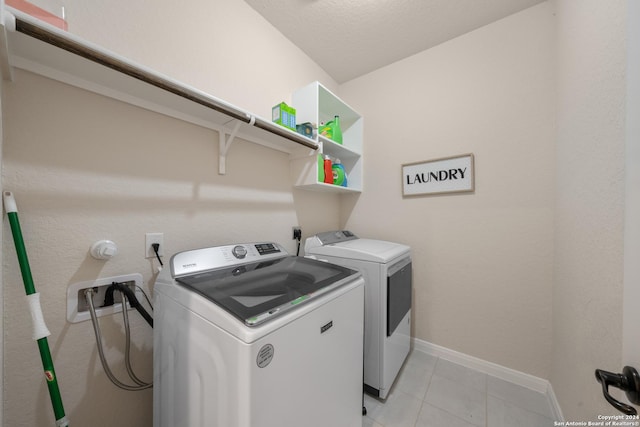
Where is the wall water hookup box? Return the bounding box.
[66,273,143,323]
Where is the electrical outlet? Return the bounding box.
[292,226,302,240]
[146,232,164,258]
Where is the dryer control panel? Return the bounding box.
[171,242,285,278]
[305,230,358,250]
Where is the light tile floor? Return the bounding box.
[362,349,556,427]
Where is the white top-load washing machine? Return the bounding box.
[153,242,365,427]
[305,231,411,399]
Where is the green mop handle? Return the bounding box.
[3,191,69,427]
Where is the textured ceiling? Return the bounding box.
[244,0,546,83]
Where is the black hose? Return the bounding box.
[105,282,153,328]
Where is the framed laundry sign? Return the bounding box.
[402,153,474,197]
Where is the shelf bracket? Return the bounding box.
[218,119,248,175]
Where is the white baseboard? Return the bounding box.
[412,337,564,421]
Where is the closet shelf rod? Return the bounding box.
[11,16,252,123]
[5,11,319,151]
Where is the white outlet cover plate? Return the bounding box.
[66,273,143,323]
[146,232,164,258]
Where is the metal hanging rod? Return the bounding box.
[13,17,252,123]
[7,13,318,151]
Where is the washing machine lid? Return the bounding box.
[307,238,410,263]
[175,255,357,326]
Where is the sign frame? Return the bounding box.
[402,153,475,197]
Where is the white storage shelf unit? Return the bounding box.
[291,82,363,193]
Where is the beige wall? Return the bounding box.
[2,0,633,424]
[0,70,4,426]
[551,0,626,419]
[340,3,556,379]
[2,1,339,426]
[60,0,339,114]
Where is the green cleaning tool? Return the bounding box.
[3,191,69,427]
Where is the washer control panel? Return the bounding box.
[171,242,285,278]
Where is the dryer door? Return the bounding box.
[387,256,412,336]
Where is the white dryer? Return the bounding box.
[305,231,412,399]
[153,242,365,427]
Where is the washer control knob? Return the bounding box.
[232,245,247,259]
